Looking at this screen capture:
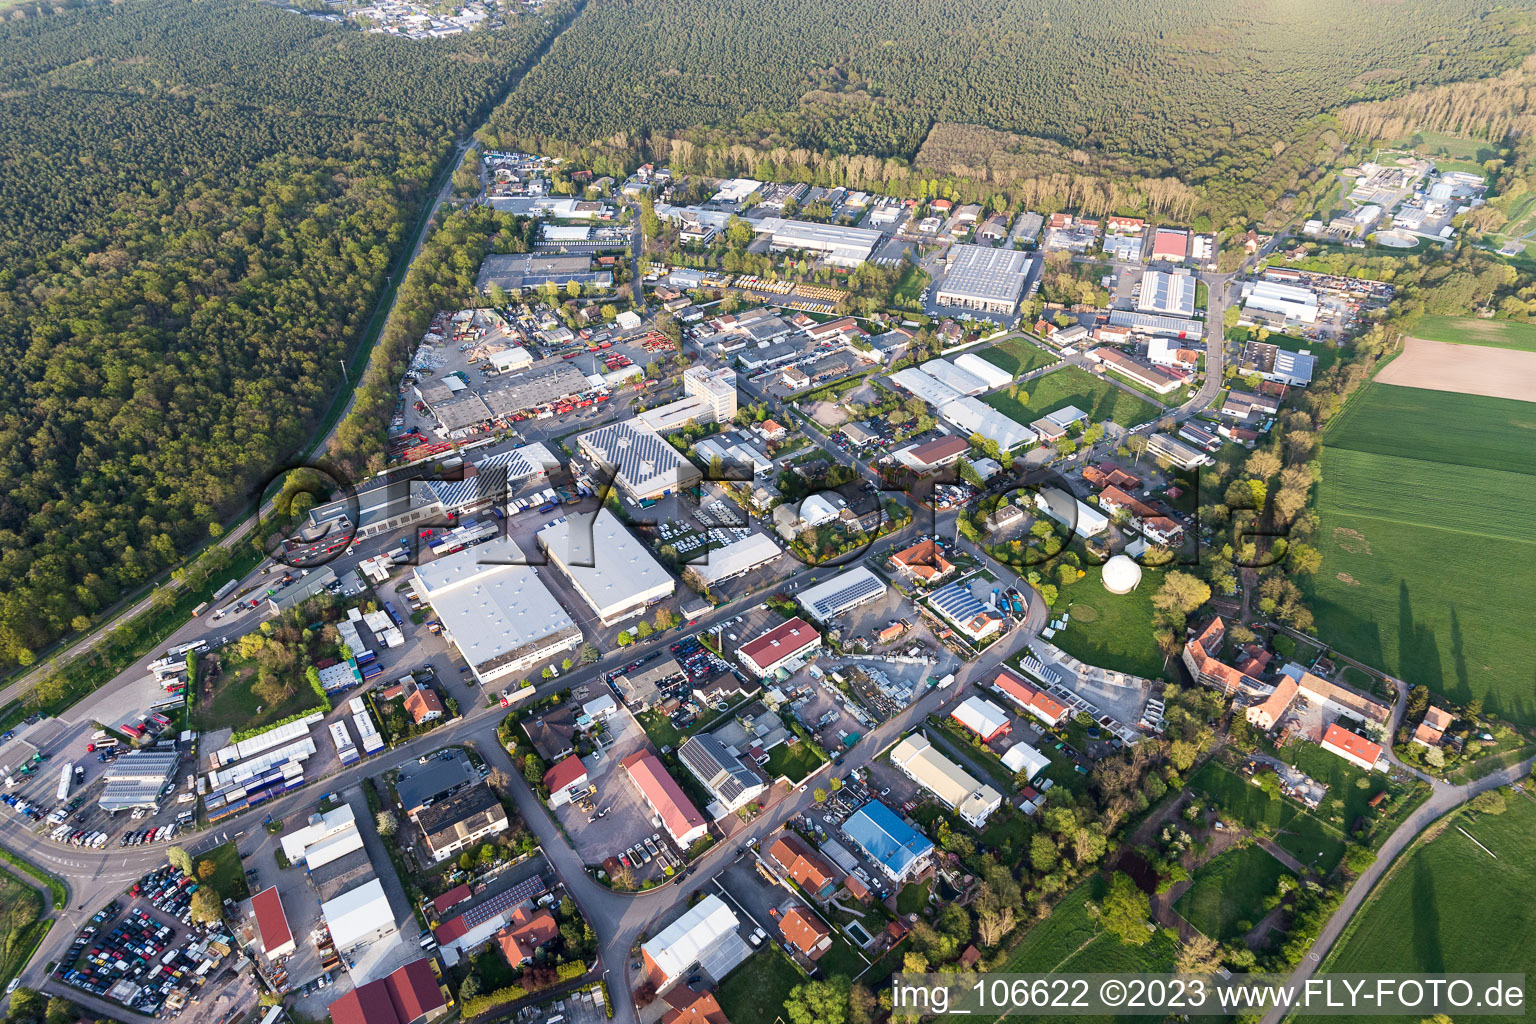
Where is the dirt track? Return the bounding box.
[1377,336,1536,402]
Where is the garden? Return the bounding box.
[1173,844,1290,941]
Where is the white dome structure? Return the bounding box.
[1102,554,1143,594]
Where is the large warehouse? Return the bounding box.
[890,734,1003,827]
[754,218,882,267]
[935,244,1032,313]
[689,532,784,587]
[1137,270,1197,317]
[1241,278,1320,324]
[889,367,964,408]
[952,352,1014,390]
[413,536,584,685]
[938,396,1038,450]
[536,509,676,626]
[475,253,612,294]
[919,358,989,396]
[576,418,703,503]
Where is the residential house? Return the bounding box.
[326,960,447,1024]
[544,754,590,808]
[1320,723,1382,772]
[775,903,832,960]
[889,540,956,584]
[495,906,559,965]
[767,834,839,899]
[1413,706,1455,747]
[417,783,510,862]
[521,706,577,762]
[990,670,1070,728]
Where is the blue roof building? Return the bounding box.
[843,801,935,883]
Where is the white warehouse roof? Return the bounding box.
[939,396,1038,450]
[952,352,1014,390]
[890,367,963,408]
[796,566,888,623]
[891,733,1003,825]
[538,509,675,621]
[320,878,392,950]
[1001,741,1051,780]
[689,532,783,587]
[953,695,1011,738]
[642,894,741,982]
[920,358,990,396]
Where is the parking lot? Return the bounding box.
[53,858,242,1018]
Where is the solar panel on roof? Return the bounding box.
[810,576,883,617]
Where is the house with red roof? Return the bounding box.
[495,906,559,965]
[327,959,447,1024]
[773,902,832,960]
[990,670,1070,728]
[1320,723,1382,772]
[544,754,590,808]
[1413,706,1455,747]
[402,678,446,724]
[767,834,839,899]
[431,884,472,918]
[662,988,732,1024]
[1180,618,1265,698]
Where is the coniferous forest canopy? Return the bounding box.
[482,0,1535,222]
[0,0,573,667]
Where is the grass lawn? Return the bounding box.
[895,879,931,915]
[1301,795,1536,1024]
[193,661,325,733]
[979,337,1059,377]
[762,739,826,783]
[986,873,1178,1023]
[1188,762,1347,873]
[984,365,1160,428]
[1307,383,1536,723]
[198,841,250,901]
[1407,314,1536,352]
[816,931,868,979]
[637,708,722,751]
[716,948,804,1024]
[979,806,1033,861]
[1276,740,1394,829]
[892,262,931,306]
[0,869,45,992]
[1174,845,1290,941]
[1051,563,1169,680]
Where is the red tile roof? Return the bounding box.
[620,750,706,843]
[251,886,293,955]
[662,988,732,1024]
[739,617,820,672]
[544,754,588,793]
[992,670,1069,724]
[404,682,445,724]
[329,959,445,1024]
[431,884,472,918]
[767,834,837,893]
[778,905,830,958]
[908,435,971,465]
[1321,723,1382,767]
[496,906,559,964]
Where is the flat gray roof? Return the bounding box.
[537,509,675,619]
[576,419,702,499]
[937,244,1030,306]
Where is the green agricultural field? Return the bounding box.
[1317,448,1535,542]
[1322,383,1536,476]
[979,337,1060,378]
[1308,382,1536,722]
[1051,563,1170,680]
[986,873,1178,1024]
[984,365,1161,428]
[1174,845,1290,941]
[1302,795,1536,1024]
[1408,315,1536,352]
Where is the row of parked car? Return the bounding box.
[618,831,682,873]
[120,821,182,846]
[2,792,45,822]
[51,824,110,847]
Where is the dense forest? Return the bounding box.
[0,0,574,667]
[480,0,1534,222]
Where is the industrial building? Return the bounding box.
[889,366,964,408]
[952,352,1015,390]
[537,509,675,626]
[796,566,889,623]
[753,218,882,267]
[1241,278,1320,325]
[1149,226,1191,262]
[890,734,1003,827]
[1087,348,1184,394]
[1137,270,1198,317]
[278,805,365,872]
[951,695,1011,742]
[843,801,934,883]
[1320,723,1383,772]
[991,670,1070,727]
[737,617,822,677]
[412,537,583,686]
[322,877,397,952]
[938,396,1038,450]
[1146,433,1214,470]
[678,734,766,814]
[919,358,990,396]
[891,434,971,473]
[475,253,611,294]
[641,895,750,991]
[1106,309,1205,340]
[1032,487,1110,537]
[935,245,1032,314]
[251,888,296,960]
[99,751,179,812]
[687,532,784,587]
[1242,341,1317,387]
[620,750,708,847]
[576,419,703,503]
[926,583,1004,642]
